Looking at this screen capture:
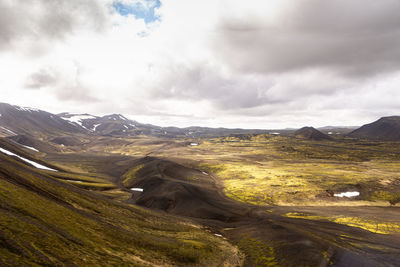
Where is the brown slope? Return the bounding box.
[349,116,400,141]
[295,126,333,141]
[0,103,85,137]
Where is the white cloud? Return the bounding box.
[0,0,400,129]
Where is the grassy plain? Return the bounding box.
[106,134,400,207]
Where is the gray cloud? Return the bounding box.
[25,68,58,89]
[146,0,400,116]
[55,85,99,103]
[215,0,400,77]
[25,63,99,103]
[148,61,353,112]
[0,0,106,52]
[149,62,280,109]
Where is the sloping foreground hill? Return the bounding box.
[349,116,400,141]
[0,141,241,266]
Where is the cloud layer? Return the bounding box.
[1,0,400,128]
[216,0,400,77]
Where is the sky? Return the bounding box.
[1,0,400,129]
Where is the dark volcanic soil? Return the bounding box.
[123,157,400,266]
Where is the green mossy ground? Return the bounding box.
[0,152,240,266]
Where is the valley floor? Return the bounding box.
[1,133,400,266]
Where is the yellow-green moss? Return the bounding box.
[122,164,144,186]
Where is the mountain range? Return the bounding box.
[3,102,399,141]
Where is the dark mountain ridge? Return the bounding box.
[0,103,84,136]
[349,116,400,141]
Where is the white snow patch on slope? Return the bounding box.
[61,114,96,131]
[0,126,16,135]
[61,115,96,127]
[22,145,39,152]
[130,188,143,192]
[15,106,40,112]
[0,147,57,171]
[334,191,360,198]
[119,115,128,120]
[66,180,83,183]
[92,124,101,131]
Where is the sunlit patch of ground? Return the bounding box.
[285,212,400,234]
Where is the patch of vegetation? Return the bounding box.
[371,191,400,206]
[285,212,400,234]
[236,234,279,266]
[122,164,144,186]
[182,136,400,206]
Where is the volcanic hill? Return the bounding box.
[294,126,333,141]
[349,116,400,141]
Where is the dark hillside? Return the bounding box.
[0,103,84,137]
[349,116,400,141]
[295,127,333,141]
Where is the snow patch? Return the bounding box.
[190,143,199,146]
[66,180,83,183]
[92,124,101,131]
[15,106,40,112]
[0,126,16,135]
[0,147,57,171]
[328,132,333,135]
[22,145,39,152]
[269,132,280,135]
[119,115,127,120]
[202,171,208,175]
[130,188,143,192]
[61,114,96,128]
[334,191,360,198]
[214,234,222,237]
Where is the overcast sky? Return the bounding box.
[1,0,400,129]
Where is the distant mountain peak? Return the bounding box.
[103,114,129,121]
[0,103,85,136]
